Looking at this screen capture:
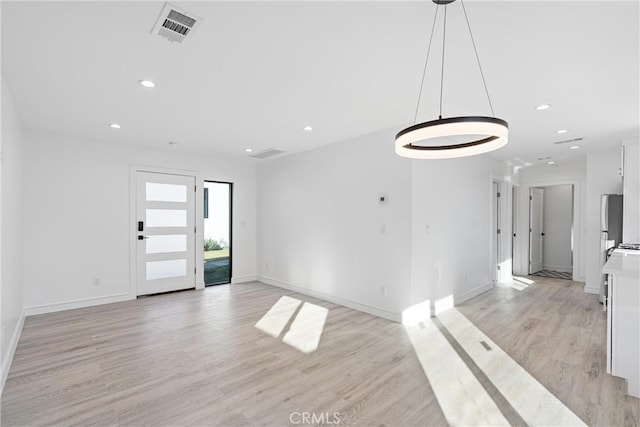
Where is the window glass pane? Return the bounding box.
[146,183,187,203]
[146,259,187,280]
[146,235,187,254]
[146,209,187,227]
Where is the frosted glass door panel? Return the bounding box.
[146,209,187,227]
[136,171,195,296]
[146,259,187,281]
[146,235,187,254]
[146,183,187,202]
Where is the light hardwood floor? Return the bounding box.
[1,278,638,426]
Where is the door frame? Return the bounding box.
[490,177,511,284]
[515,179,581,281]
[491,181,501,283]
[529,187,545,274]
[512,184,519,274]
[129,165,204,298]
[203,180,233,286]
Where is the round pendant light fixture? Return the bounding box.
[395,0,508,159]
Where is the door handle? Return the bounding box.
[138,235,150,240]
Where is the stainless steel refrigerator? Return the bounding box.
[600,194,623,303]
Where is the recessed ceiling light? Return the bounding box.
[245,148,253,153]
[536,104,551,111]
[547,161,555,165]
[556,129,568,134]
[139,80,156,88]
[570,145,580,150]
[109,123,121,129]
[303,126,313,131]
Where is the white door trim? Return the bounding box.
[129,165,205,298]
[529,187,545,274]
[490,177,511,284]
[491,181,500,283]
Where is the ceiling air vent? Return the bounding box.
[152,3,201,43]
[250,149,285,159]
[554,137,583,145]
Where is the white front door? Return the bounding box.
[529,187,544,274]
[136,171,196,296]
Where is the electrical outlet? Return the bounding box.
[380,224,387,234]
[93,278,101,286]
[378,194,388,205]
[380,286,387,296]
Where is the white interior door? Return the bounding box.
[136,171,196,296]
[529,188,544,274]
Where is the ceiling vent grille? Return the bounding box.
[554,137,583,145]
[250,149,285,159]
[152,3,201,43]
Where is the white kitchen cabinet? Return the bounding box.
[604,249,640,398]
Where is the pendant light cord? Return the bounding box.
[413,5,440,124]
[439,4,447,120]
[460,0,495,117]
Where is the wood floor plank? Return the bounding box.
[2,279,638,426]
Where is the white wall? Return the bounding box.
[257,128,413,320]
[257,126,497,321]
[517,158,586,281]
[22,131,256,313]
[411,156,494,309]
[622,139,639,243]
[585,148,623,293]
[540,185,573,272]
[1,79,25,389]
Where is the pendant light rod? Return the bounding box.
[460,0,495,117]
[413,5,440,125]
[439,4,448,119]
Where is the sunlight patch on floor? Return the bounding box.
[405,320,510,426]
[254,295,301,337]
[437,309,586,426]
[500,276,534,291]
[282,302,328,353]
[514,276,535,285]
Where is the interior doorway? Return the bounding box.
[528,184,574,280]
[203,181,232,286]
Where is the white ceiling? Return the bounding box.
[2,1,638,165]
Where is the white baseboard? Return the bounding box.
[25,292,134,316]
[584,285,600,295]
[1,310,25,395]
[455,283,494,305]
[257,276,402,322]
[543,265,573,273]
[231,275,257,284]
